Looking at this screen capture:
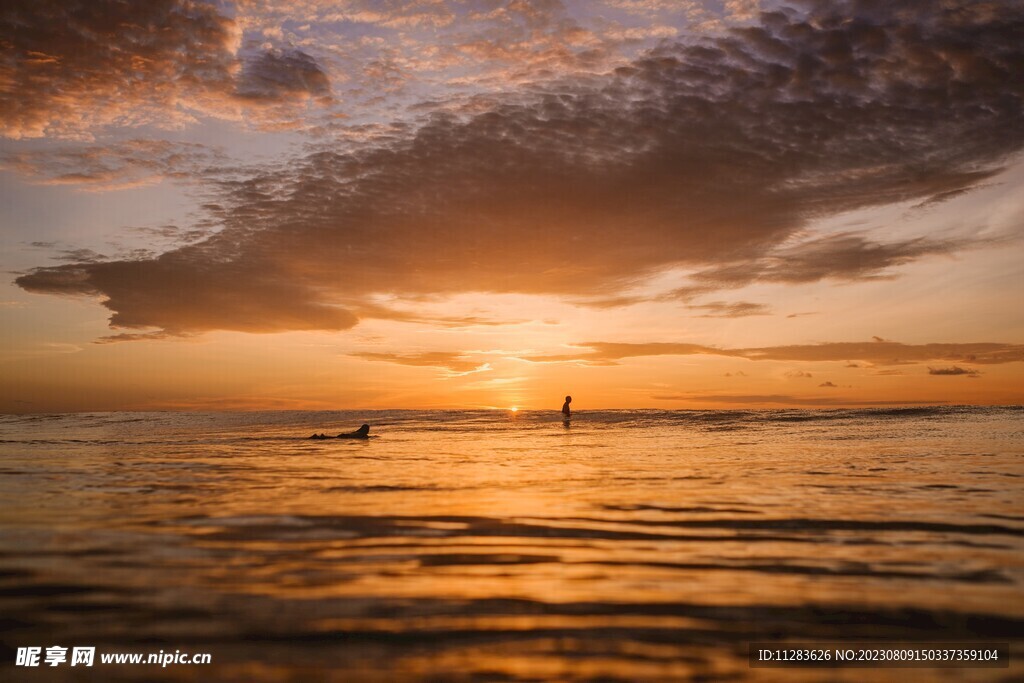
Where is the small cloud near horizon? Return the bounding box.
[928,366,982,377]
[652,394,947,407]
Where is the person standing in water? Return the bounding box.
[562,395,572,418]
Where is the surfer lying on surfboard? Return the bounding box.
[309,424,370,440]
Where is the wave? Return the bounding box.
[170,512,1024,545]
[1,405,1019,440]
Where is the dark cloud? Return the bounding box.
[237,48,331,102]
[17,259,358,334]
[819,381,838,387]
[928,366,982,377]
[519,340,1024,366]
[14,0,1024,335]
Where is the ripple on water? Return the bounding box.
[0,408,1020,681]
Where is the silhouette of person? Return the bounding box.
[309,424,371,439]
[338,424,370,439]
[562,395,572,418]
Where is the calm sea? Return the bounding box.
[0,407,1021,681]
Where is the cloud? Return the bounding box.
[819,381,837,388]
[739,342,1021,366]
[0,139,224,190]
[17,258,359,334]
[688,301,770,318]
[688,232,979,291]
[351,302,527,328]
[14,0,1024,335]
[521,342,718,365]
[351,351,491,376]
[785,369,813,378]
[724,0,761,22]
[519,340,1024,367]
[320,2,456,30]
[0,1,335,139]
[652,393,944,407]
[0,0,237,138]
[50,249,107,264]
[236,48,331,102]
[93,331,182,344]
[928,366,982,377]
[128,225,216,248]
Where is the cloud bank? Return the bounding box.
[14,0,1024,336]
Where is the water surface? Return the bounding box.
[1,407,1021,680]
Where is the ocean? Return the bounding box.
[0,406,1021,681]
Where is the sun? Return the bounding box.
[509,406,519,413]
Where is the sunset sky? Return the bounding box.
[1,0,1022,412]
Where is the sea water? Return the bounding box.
[0,407,1021,680]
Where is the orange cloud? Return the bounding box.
[652,394,945,407]
[519,340,1024,367]
[688,301,770,318]
[351,351,490,376]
